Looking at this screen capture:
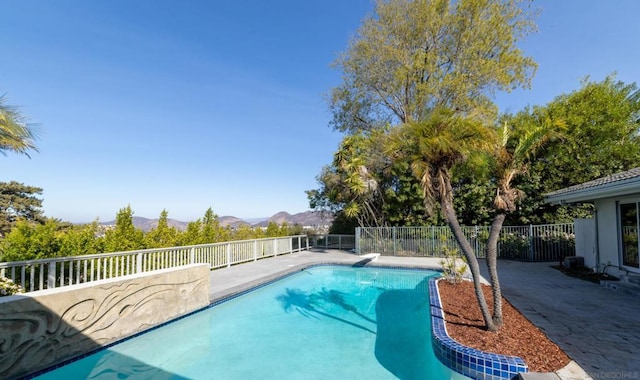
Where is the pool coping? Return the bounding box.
[429,278,528,380]
[209,258,442,303]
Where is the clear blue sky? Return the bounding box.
[1,1,638,223]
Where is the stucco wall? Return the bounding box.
[0,264,210,379]
[574,218,597,269]
[595,199,620,271]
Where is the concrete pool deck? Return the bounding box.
[207,250,640,379]
[208,249,445,301]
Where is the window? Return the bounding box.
[620,202,640,268]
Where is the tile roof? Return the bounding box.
[545,167,640,199]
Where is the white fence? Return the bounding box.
[0,235,309,293]
[356,224,575,262]
[309,234,355,250]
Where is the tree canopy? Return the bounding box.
[0,181,44,237]
[330,0,536,133]
[505,75,640,224]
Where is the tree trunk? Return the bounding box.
[486,213,505,329]
[441,196,498,332]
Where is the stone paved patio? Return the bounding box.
[480,260,640,379]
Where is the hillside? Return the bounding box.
[253,211,332,227]
[102,211,332,232]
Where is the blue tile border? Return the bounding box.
[429,278,528,380]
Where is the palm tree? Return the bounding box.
[0,95,38,157]
[390,108,500,331]
[485,118,565,328]
[332,133,385,227]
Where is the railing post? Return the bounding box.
[355,228,360,254]
[137,252,143,273]
[392,227,397,256]
[190,247,195,264]
[226,243,232,268]
[253,240,258,261]
[338,235,342,250]
[298,236,301,252]
[528,224,534,261]
[47,262,56,289]
[475,225,479,257]
[273,239,278,256]
[325,235,328,249]
[306,235,310,251]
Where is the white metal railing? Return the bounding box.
[0,235,310,293]
[309,234,355,250]
[356,224,575,262]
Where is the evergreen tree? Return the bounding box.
[103,206,145,252]
[0,181,44,237]
[145,209,179,248]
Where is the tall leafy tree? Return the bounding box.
[323,0,537,331]
[145,209,179,248]
[103,205,145,252]
[0,95,38,157]
[330,0,536,134]
[200,207,229,243]
[178,219,203,246]
[0,181,44,237]
[510,75,640,224]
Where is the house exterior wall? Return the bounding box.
[574,218,597,269]
[595,199,621,274]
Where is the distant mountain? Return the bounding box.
[253,211,332,227]
[102,211,332,232]
[102,216,189,232]
[218,216,250,228]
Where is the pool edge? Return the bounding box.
[25,262,517,380]
[429,278,528,380]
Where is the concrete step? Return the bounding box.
[516,361,592,380]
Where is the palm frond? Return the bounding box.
[0,97,39,157]
[512,117,566,164]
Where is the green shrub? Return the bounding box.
[439,238,467,284]
[0,276,23,296]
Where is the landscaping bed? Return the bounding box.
[551,265,619,283]
[438,280,571,373]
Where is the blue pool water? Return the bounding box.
[36,266,470,379]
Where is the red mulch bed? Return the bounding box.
[438,280,570,373]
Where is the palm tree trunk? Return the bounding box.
[486,213,505,329]
[440,196,498,332]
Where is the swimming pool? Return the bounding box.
[35,265,469,379]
